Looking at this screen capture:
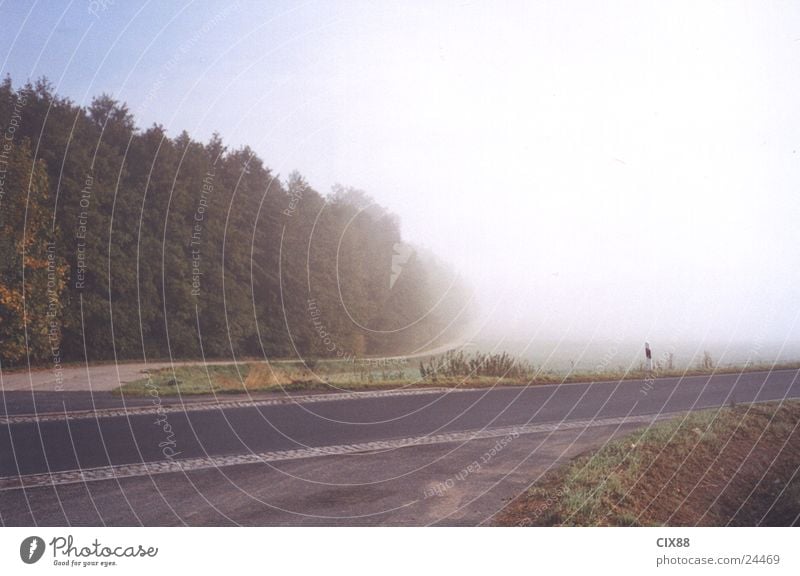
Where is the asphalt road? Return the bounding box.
[1,369,798,525]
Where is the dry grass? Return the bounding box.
[242,363,316,390]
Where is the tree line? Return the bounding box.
[0,77,469,367]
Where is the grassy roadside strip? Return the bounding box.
[114,362,433,396]
[113,360,800,397]
[495,400,800,526]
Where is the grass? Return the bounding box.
[117,363,316,396]
[555,362,800,385]
[496,400,800,526]
[115,360,426,396]
[113,356,800,397]
[113,357,800,397]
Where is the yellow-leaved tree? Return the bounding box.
[0,139,66,366]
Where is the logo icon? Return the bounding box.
[390,243,414,289]
[20,536,46,564]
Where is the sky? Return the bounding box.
[2,0,800,356]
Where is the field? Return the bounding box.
[496,400,800,526]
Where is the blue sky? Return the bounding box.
[1,1,344,172]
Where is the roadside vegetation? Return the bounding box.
[115,359,422,396]
[496,400,800,526]
[114,350,800,397]
[418,350,535,381]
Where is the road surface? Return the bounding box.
[1,369,798,525]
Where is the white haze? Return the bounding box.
[5,1,800,363]
[272,1,800,356]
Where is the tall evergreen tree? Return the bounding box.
[0,77,470,366]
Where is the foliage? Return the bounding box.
[419,349,535,381]
[0,77,469,366]
[0,135,67,364]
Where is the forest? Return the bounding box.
[0,78,469,367]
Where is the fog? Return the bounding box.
[4,1,800,363]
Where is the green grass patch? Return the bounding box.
[116,360,434,396]
[116,363,252,396]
